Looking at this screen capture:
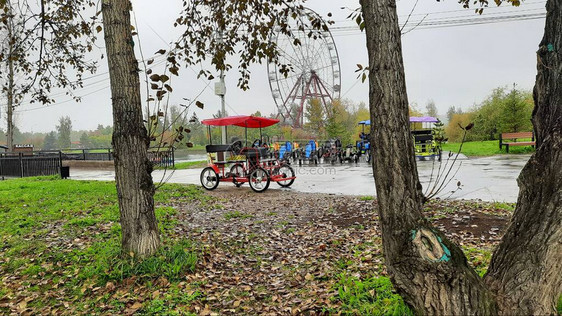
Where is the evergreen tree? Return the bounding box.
[499,87,533,133]
[43,132,57,150]
[79,132,92,149]
[56,116,72,149]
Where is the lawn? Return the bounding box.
[441,140,535,156]
[154,160,207,170]
[0,177,210,315]
[0,177,514,315]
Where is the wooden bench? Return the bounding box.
[499,132,535,153]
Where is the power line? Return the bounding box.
[332,0,546,23]
[329,11,546,37]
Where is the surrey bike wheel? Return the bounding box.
[249,167,270,193]
[230,163,245,187]
[274,164,295,187]
[200,167,219,190]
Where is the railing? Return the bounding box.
[60,147,174,168]
[0,147,175,179]
[60,148,113,161]
[0,151,63,178]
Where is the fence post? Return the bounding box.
[172,147,175,168]
[19,152,24,178]
[83,149,86,160]
[59,151,63,178]
[108,148,111,161]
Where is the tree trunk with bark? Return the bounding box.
[360,0,561,314]
[484,1,562,314]
[101,0,160,258]
[6,1,15,151]
[7,54,14,151]
[360,1,497,314]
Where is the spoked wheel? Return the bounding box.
[230,163,245,187]
[249,167,270,193]
[274,164,295,187]
[200,167,219,190]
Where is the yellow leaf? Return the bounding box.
[201,304,211,315]
[233,300,241,307]
[105,282,115,291]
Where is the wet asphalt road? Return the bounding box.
[68,153,531,203]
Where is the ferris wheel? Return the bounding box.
[267,8,341,128]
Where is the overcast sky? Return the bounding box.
[7,0,547,133]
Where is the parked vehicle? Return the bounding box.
[410,116,442,161]
[200,115,296,193]
[320,139,342,164]
[297,140,319,166]
[357,117,441,161]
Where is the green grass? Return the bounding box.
[442,140,535,157]
[185,145,206,151]
[462,246,492,277]
[333,274,413,315]
[155,160,206,170]
[360,196,375,201]
[0,176,528,314]
[63,149,112,154]
[491,201,516,212]
[557,294,562,315]
[223,210,254,220]
[0,177,206,314]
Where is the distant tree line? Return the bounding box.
[445,86,533,142]
[0,116,113,151]
[1,86,532,150]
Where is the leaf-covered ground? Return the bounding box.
[0,178,513,315]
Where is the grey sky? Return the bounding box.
[7,0,546,133]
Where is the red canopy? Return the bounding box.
[201,115,280,128]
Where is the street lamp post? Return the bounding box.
[215,30,227,145]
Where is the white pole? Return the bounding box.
[216,29,227,145]
[220,68,226,144]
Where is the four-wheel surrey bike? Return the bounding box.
[199,115,296,193]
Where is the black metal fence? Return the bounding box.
[0,147,175,179]
[0,151,63,178]
[59,147,174,168]
[60,148,114,161]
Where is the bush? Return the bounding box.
[445,113,473,142]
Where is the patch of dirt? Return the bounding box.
[64,160,114,170]
[434,212,508,243]
[423,199,511,245]
[175,187,379,232]
[163,188,513,314]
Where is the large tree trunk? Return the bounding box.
[101,0,160,258]
[360,1,497,314]
[6,1,15,151]
[7,54,14,151]
[484,1,562,314]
